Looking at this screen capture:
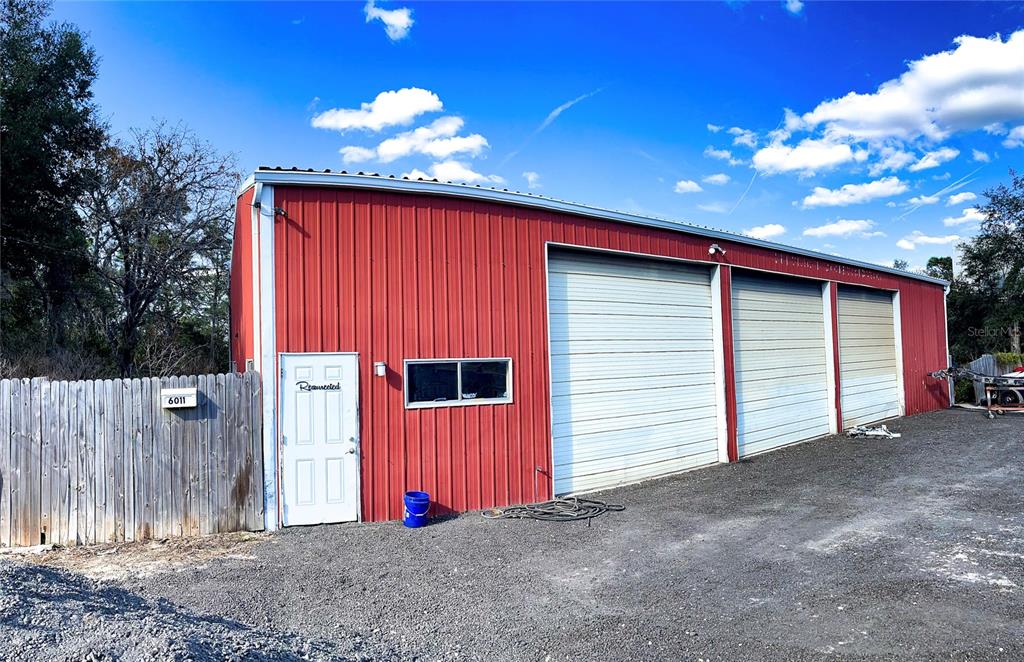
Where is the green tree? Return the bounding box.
[925,256,953,282]
[948,170,1024,360]
[0,0,104,353]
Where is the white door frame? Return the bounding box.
[278,351,362,525]
[822,281,839,435]
[893,291,906,416]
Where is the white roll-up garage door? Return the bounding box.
[732,274,831,457]
[548,250,719,494]
[837,286,901,428]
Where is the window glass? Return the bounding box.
[407,362,458,403]
[405,359,512,407]
[460,361,509,400]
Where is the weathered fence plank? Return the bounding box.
[40,379,52,544]
[197,374,211,536]
[13,380,25,546]
[186,375,200,537]
[1,378,11,548]
[133,378,145,540]
[104,380,117,541]
[54,381,68,547]
[249,372,265,530]
[0,373,264,547]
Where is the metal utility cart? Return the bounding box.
[930,366,1024,418]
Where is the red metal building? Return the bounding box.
[230,167,951,529]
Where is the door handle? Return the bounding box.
[346,447,356,454]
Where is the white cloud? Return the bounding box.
[312,87,441,132]
[402,160,505,184]
[431,160,504,184]
[523,171,541,189]
[753,137,867,175]
[364,0,413,41]
[728,127,758,149]
[971,149,991,163]
[744,223,786,240]
[798,31,1024,142]
[800,176,908,208]
[702,173,731,186]
[375,116,487,163]
[339,146,376,164]
[703,146,743,166]
[897,230,961,250]
[784,0,804,15]
[803,219,881,238]
[698,202,729,213]
[338,115,489,164]
[908,147,959,171]
[751,30,1024,181]
[947,191,977,206]
[932,172,952,181]
[1003,125,1024,148]
[907,194,940,205]
[674,179,703,193]
[868,146,916,176]
[942,207,985,226]
[707,123,723,133]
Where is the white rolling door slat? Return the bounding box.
[838,287,901,427]
[548,250,718,494]
[732,274,831,457]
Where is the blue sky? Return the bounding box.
[54,1,1023,270]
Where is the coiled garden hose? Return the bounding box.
[481,496,625,522]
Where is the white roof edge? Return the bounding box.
[243,169,948,287]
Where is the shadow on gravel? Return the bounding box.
[0,561,367,661]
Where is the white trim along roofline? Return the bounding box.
[240,167,948,288]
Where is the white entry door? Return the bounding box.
[279,353,360,526]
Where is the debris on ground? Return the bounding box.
[31,531,266,581]
[846,424,901,439]
[0,543,55,556]
[954,403,1024,413]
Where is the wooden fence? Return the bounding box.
[0,372,263,547]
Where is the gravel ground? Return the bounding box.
[2,408,1022,661]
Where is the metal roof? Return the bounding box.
[241,166,948,287]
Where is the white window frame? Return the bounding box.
[404,357,514,409]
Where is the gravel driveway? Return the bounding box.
[3,408,1022,660]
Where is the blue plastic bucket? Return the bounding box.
[403,491,431,528]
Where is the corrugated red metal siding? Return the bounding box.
[898,279,950,415]
[229,187,255,372]
[272,186,950,522]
